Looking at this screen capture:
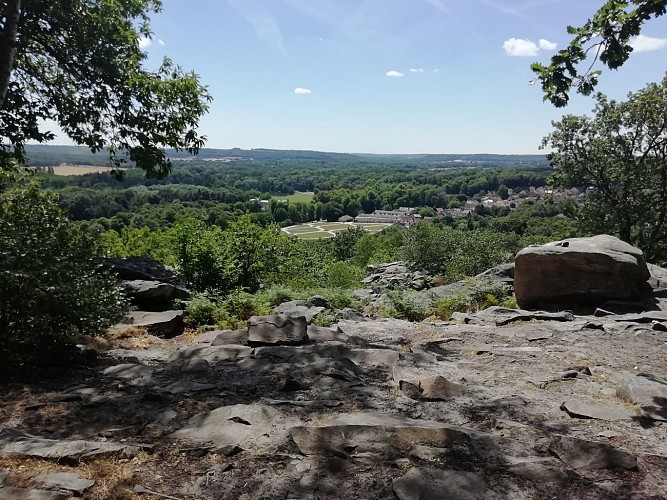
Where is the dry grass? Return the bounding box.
[50,165,126,176]
[0,452,155,499]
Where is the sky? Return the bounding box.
[72,0,667,154]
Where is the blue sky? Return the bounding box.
[137,1,665,154]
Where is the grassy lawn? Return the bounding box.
[297,232,332,239]
[274,191,315,203]
[284,226,317,234]
[317,223,350,231]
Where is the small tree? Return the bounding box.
[544,76,667,261]
[0,169,126,362]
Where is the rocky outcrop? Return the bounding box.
[363,262,431,290]
[108,256,190,336]
[6,292,667,498]
[514,235,650,308]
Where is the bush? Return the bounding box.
[184,294,218,326]
[0,170,126,369]
[386,290,432,322]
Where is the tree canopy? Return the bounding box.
[0,0,211,177]
[544,76,667,262]
[532,0,667,107]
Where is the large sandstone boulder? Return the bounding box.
[514,235,650,308]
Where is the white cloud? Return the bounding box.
[433,68,440,73]
[386,70,405,77]
[409,68,424,73]
[539,38,557,51]
[503,38,539,56]
[158,39,165,46]
[294,87,312,94]
[138,36,152,49]
[630,34,667,52]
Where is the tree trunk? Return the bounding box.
[0,0,21,110]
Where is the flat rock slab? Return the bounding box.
[211,329,249,346]
[347,348,400,366]
[561,400,636,421]
[549,435,638,471]
[116,310,184,338]
[524,326,555,341]
[615,311,667,323]
[306,325,349,343]
[172,404,298,451]
[616,373,667,421]
[33,472,95,494]
[0,486,68,500]
[393,468,487,500]
[124,279,190,303]
[470,306,575,326]
[102,363,154,384]
[248,314,307,345]
[166,345,253,365]
[291,412,474,457]
[160,381,216,394]
[0,428,145,461]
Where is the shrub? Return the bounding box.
[386,290,432,322]
[184,294,218,326]
[0,170,126,370]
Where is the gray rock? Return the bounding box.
[306,325,348,343]
[393,468,487,500]
[0,487,68,500]
[305,295,330,308]
[291,412,473,457]
[347,348,400,366]
[172,404,298,451]
[276,304,324,324]
[524,326,555,341]
[0,468,7,486]
[211,328,249,346]
[116,310,185,338]
[470,306,574,326]
[153,409,177,425]
[549,435,638,470]
[102,363,153,385]
[0,428,145,461]
[124,279,190,305]
[393,367,465,400]
[166,345,252,366]
[615,311,667,323]
[616,373,667,421]
[560,400,636,421]
[103,256,185,286]
[160,381,215,394]
[515,235,650,308]
[33,472,95,494]
[247,314,307,345]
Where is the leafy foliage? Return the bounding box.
[544,77,667,261]
[0,170,126,365]
[0,0,211,176]
[532,0,667,107]
[402,222,515,282]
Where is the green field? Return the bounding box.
[274,191,315,203]
[298,232,333,239]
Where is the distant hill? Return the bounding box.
[24,145,548,168]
